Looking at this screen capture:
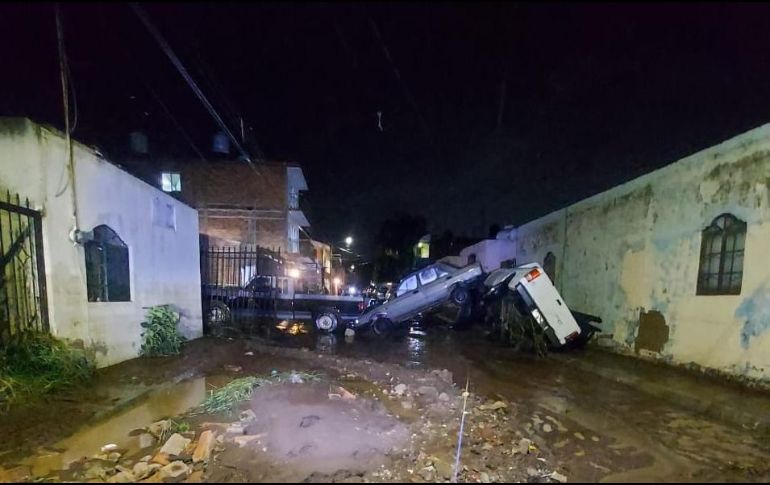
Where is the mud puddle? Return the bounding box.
[210,382,409,483]
[16,375,230,479]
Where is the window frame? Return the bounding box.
[696,213,746,296]
[161,172,182,193]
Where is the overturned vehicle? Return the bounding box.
[351,261,484,337]
[481,263,602,352]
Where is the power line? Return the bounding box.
[129,3,257,167]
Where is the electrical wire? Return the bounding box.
[130,3,256,167]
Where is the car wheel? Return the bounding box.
[372,317,393,338]
[314,310,340,334]
[450,286,471,305]
[207,300,231,330]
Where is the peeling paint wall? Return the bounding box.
[0,118,203,367]
[514,123,770,381]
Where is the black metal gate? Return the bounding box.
[200,245,284,328]
[0,191,49,345]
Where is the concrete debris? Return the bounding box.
[394,383,408,396]
[417,386,439,400]
[431,457,453,479]
[480,471,491,483]
[233,434,263,448]
[159,461,190,480]
[479,401,508,411]
[548,471,568,483]
[418,466,435,481]
[334,386,357,400]
[512,438,533,455]
[84,464,108,480]
[526,467,541,478]
[438,392,451,402]
[160,433,191,456]
[344,328,356,338]
[152,452,170,466]
[100,443,119,453]
[224,365,243,373]
[543,423,553,433]
[107,471,135,483]
[192,430,216,463]
[107,452,122,462]
[140,455,152,463]
[132,462,152,481]
[138,432,156,449]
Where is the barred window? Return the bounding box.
[697,214,746,295]
[85,225,131,302]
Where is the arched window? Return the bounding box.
[543,252,557,283]
[697,214,746,295]
[85,225,130,302]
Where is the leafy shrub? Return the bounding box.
[0,332,94,409]
[140,305,186,357]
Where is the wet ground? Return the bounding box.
[1,320,769,482]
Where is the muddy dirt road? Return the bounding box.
[1,322,769,483]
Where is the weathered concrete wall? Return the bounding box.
[0,118,202,367]
[515,124,770,381]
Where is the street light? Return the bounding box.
[344,236,353,246]
[350,264,355,271]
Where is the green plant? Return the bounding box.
[140,305,186,357]
[0,332,94,409]
[198,376,266,415]
[196,371,324,415]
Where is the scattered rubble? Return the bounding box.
[159,433,191,456]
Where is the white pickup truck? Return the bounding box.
[483,263,601,349]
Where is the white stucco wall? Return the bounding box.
[0,118,202,367]
[514,123,770,381]
[458,239,517,272]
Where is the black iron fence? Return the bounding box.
[0,191,48,345]
[200,245,285,328]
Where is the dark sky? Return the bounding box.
[3,3,770,254]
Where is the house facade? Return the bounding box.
[0,118,202,367]
[493,124,770,382]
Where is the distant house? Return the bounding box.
[0,118,202,367]
[117,152,329,294]
[121,158,309,251]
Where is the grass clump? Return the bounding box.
[0,332,94,410]
[197,371,323,415]
[140,305,186,357]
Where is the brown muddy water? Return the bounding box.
[2,321,770,483]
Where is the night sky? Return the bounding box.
[3,3,770,255]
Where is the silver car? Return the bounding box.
[352,262,484,336]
